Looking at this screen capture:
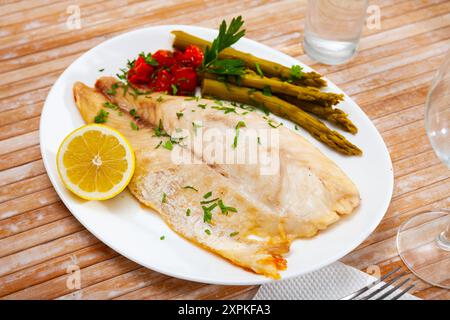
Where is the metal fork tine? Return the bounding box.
[341,267,402,300]
[391,284,415,300]
[375,277,412,300]
[359,271,407,300]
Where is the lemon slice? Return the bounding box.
[57,124,135,200]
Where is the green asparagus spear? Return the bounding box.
[201,79,362,156]
[279,94,358,134]
[172,30,327,88]
[204,70,343,107]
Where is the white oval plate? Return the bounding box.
[40,25,393,285]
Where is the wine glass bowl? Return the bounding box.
[396,52,450,289]
[425,52,450,166]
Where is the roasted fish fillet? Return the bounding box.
[73,82,290,278]
[73,76,360,278]
[95,77,360,240]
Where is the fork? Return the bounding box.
[341,267,415,300]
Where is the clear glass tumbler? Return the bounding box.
[303,0,368,65]
[396,52,450,289]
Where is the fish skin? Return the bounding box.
[95,77,360,242]
[73,82,290,278]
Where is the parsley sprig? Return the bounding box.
[202,16,246,76]
[206,59,245,76]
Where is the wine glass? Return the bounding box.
[396,51,450,289]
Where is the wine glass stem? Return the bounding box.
[437,223,450,251]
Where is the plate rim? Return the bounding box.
[40,24,394,285]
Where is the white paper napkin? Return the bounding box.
[253,262,419,300]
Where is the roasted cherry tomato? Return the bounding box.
[152,50,176,68]
[150,69,173,92]
[174,45,204,68]
[173,50,188,65]
[184,45,204,68]
[127,46,202,93]
[172,66,197,94]
[127,56,155,86]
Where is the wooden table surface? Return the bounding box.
[0,0,449,300]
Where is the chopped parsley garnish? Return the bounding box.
[160,236,165,240]
[202,203,217,223]
[185,96,200,101]
[197,104,207,109]
[183,186,198,192]
[236,121,246,130]
[139,52,158,66]
[98,68,104,72]
[170,129,188,145]
[130,121,139,131]
[129,109,140,119]
[154,120,170,137]
[161,192,167,203]
[162,140,173,151]
[155,141,162,149]
[218,199,237,215]
[122,83,129,96]
[229,231,239,237]
[103,101,119,110]
[157,96,164,103]
[200,197,220,205]
[204,229,211,235]
[192,121,202,135]
[290,65,304,80]
[116,67,129,82]
[127,58,135,69]
[257,136,261,145]
[214,100,224,106]
[94,109,109,123]
[203,191,212,199]
[171,84,178,95]
[128,85,153,99]
[268,120,282,128]
[262,85,272,96]
[238,104,255,112]
[106,83,119,96]
[212,105,236,114]
[265,117,282,128]
[196,193,238,224]
[186,208,191,216]
[176,111,184,119]
[255,62,264,77]
[232,121,246,148]
[295,125,299,130]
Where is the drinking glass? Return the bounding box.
[303,0,368,65]
[396,52,450,289]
